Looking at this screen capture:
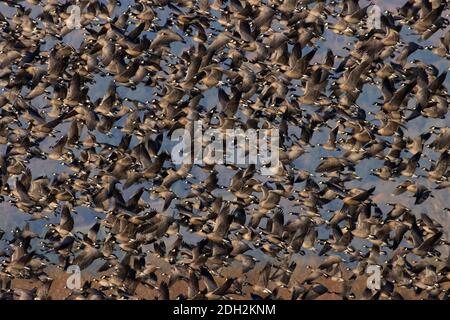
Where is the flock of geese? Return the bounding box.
[0,0,449,300]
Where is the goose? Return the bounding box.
[0,0,448,301]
